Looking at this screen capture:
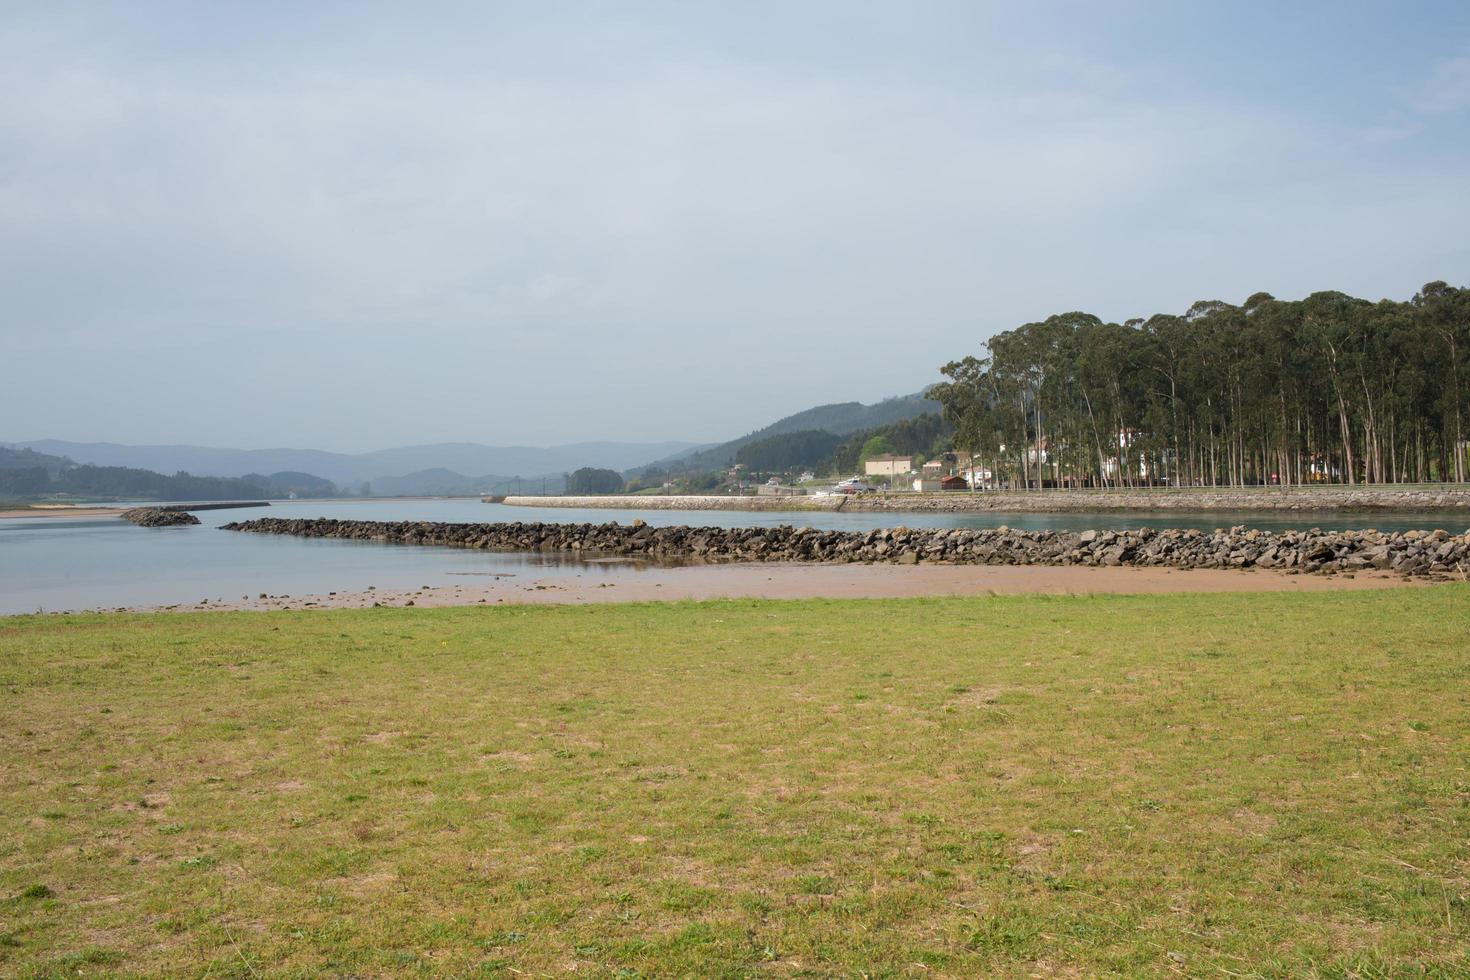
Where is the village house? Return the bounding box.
[863,454,914,478]
[962,464,997,489]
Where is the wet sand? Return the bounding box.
[134,560,1431,614]
[0,506,123,519]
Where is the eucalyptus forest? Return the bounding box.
[930,281,1470,489]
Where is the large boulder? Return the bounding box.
[122,507,201,527]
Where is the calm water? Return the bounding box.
[3,497,1465,615]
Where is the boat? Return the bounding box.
[833,477,876,494]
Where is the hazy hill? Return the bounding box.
[14,439,699,486]
[366,469,571,497]
[258,471,337,497]
[0,446,73,475]
[638,392,941,473]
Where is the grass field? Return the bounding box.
[2,591,1469,977]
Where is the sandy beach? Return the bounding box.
[122,559,1429,614]
[0,506,124,519]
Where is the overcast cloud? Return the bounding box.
[3,1,1468,451]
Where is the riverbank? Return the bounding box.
[505,485,1470,513]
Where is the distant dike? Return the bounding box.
[501,488,1470,514]
[502,494,848,512]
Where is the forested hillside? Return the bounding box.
[0,456,338,501]
[931,282,1470,489]
[828,413,951,475]
[654,392,940,472]
[734,430,844,472]
[727,414,952,477]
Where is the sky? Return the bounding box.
[2,1,1469,452]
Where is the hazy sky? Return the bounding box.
[3,2,1469,451]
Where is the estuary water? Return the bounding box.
[2,497,1465,615]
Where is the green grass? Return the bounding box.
[2,591,1468,977]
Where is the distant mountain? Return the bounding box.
[368,468,569,497]
[12,439,700,487]
[637,392,942,473]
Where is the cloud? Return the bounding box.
[1417,52,1470,114]
[0,4,1466,450]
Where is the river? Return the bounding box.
[3,497,1465,614]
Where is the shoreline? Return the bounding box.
[0,505,126,519]
[504,486,1470,514]
[76,562,1436,615]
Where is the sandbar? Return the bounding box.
[133,560,1434,614]
[0,506,123,519]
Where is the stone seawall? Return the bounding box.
[503,488,1470,514]
[223,518,1470,580]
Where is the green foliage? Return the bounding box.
[685,470,722,491]
[566,467,624,495]
[622,466,668,494]
[858,434,894,462]
[934,283,1470,488]
[734,429,843,472]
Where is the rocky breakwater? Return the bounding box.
[222,517,1470,580]
[122,507,201,527]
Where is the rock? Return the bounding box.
[122,507,200,527]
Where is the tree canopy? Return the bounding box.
[566,467,625,495]
[930,283,1470,488]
